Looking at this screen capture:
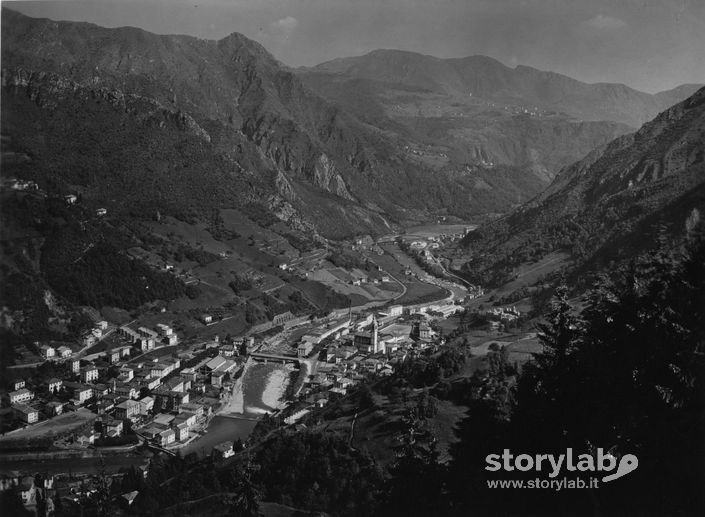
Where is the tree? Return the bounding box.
[229,464,261,517]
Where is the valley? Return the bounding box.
[0,5,703,517]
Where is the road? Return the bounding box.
[289,248,328,266]
[365,257,408,302]
[517,254,565,278]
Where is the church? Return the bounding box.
[353,315,386,355]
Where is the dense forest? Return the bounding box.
[414,228,705,517]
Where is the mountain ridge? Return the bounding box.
[2,8,558,236]
[307,49,702,127]
[457,85,705,288]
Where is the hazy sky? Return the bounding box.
[5,0,705,93]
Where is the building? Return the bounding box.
[76,430,96,446]
[64,194,78,205]
[82,333,96,347]
[297,341,313,358]
[156,324,173,336]
[101,417,124,437]
[174,422,190,441]
[39,344,55,359]
[204,355,227,373]
[210,371,226,387]
[179,403,206,419]
[212,441,234,459]
[138,396,155,415]
[81,365,99,383]
[411,320,432,342]
[48,378,63,393]
[172,411,197,428]
[487,306,521,323]
[72,385,94,405]
[301,316,351,345]
[12,379,26,391]
[45,401,64,417]
[138,327,159,340]
[119,326,141,344]
[141,425,175,447]
[201,314,213,324]
[354,316,381,353]
[57,345,72,358]
[154,389,189,412]
[96,320,109,331]
[139,337,155,352]
[180,368,197,383]
[95,400,115,415]
[335,377,355,391]
[119,366,135,382]
[158,428,175,446]
[163,378,184,392]
[388,305,403,317]
[114,399,141,420]
[220,344,237,357]
[153,413,176,427]
[354,330,375,352]
[138,376,161,391]
[272,311,294,326]
[96,208,107,217]
[428,304,460,318]
[108,349,121,364]
[69,358,81,374]
[9,388,33,405]
[150,360,178,379]
[114,383,138,400]
[14,404,39,424]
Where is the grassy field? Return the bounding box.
[394,282,449,306]
[367,244,449,305]
[308,268,399,302]
[505,337,543,369]
[0,409,96,445]
[402,223,476,240]
[291,279,368,310]
[494,252,571,297]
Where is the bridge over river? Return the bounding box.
[249,352,300,366]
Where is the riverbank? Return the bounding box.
[241,362,294,414]
[180,416,257,457]
[217,358,252,416]
[261,367,292,410]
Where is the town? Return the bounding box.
[0,278,524,514]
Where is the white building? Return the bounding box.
[81,365,99,383]
[9,389,33,405]
[39,345,55,359]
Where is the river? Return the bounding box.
[180,361,292,457]
[180,416,258,457]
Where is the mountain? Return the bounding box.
[298,50,701,186]
[305,50,702,127]
[1,9,556,238]
[458,86,705,289]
